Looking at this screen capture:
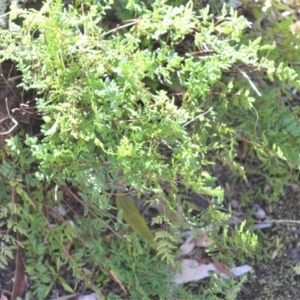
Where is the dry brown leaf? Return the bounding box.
[265,204,273,214]
[11,187,26,300]
[109,269,127,295]
[211,258,235,279]
[11,254,26,300]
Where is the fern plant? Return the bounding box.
[0,0,299,298]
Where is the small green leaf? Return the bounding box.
[116,191,156,249]
[44,120,59,136]
[57,276,74,293]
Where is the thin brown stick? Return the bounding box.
[63,185,123,239]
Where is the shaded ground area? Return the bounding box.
[215,161,300,299]
[237,186,300,300]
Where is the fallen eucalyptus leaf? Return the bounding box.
[116,191,155,249]
[174,259,217,284]
[226,265,252,277]
[174,259,252,285]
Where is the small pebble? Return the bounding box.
[230,199,239,209]
[255,207,266,220]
